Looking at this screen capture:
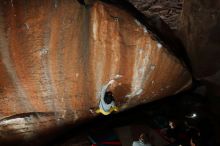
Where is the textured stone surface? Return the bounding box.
[0,0,191,143]
[131,0,220,95]
[179,0,220,84]
[179,0,220,143]
[129,0,183,30]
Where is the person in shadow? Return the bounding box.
[132,133,152,146]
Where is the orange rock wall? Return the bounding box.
[0,0,191,140]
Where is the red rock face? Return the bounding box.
[0,0,191,142]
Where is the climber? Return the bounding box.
[96,91,118,115]
[95,80,119,115]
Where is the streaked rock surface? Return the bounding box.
[0,0,191,142]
